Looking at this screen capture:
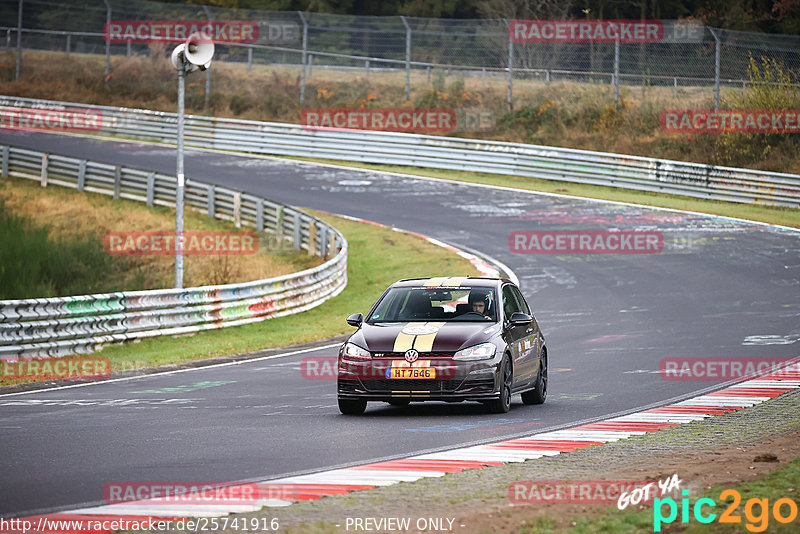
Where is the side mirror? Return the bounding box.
[346,313,363,327]
[509,312,532,326]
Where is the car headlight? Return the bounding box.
[453,342,496,361]
[342,342,371,361]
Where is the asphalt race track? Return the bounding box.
[1,131,799,518]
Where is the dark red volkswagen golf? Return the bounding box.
[337,276,547,415]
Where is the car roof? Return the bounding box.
[392,276,510,289]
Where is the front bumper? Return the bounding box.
[337,357,500,402]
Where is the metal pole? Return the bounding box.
[400,16,411,101]
[15,0,22,81]
[103,0,110,78]
[614,29,620,106]
[175,66,186,289]
[66,33,70,57]
[710,28,721,110]
[247,47,252,71]
[202,6,212,109]
[505,19,513,111]
[298,11,307,103]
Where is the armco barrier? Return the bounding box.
[0,144,347,359]
[1,96,798,208]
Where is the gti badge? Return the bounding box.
[404,349,419,363]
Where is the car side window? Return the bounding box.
[502,285,522,320]
[510,286,530,315]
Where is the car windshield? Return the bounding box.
[368,286,497,323]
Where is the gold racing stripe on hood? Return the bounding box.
[422,277,448,287]
[393,322,417,352]
[413,321,446,352]
[392,321,446,353]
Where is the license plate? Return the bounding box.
[386,367,436,379]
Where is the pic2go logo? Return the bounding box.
[654,489,799,532]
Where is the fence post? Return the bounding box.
[2,146,9,178]
[103,0,111,79]
[202,6,212,109]
[365,59,369,77]
[78,160,87,191]
[293,213,301,251]
[298,11,308,103]
[400,16,411,101]
[247,47,253,71]
[145,171,154,205]
[15,0,22,81]
[113,165,121,199]
[321,226,329,259]
[614,28,620,106]
[308,220,316,256]
[66,34,70,57]
[233,192,242,228]
[207,184,215,218]
[126,39,131,57]
[308,54,313,77]
[505,19,513,111]
[709,27,721,110]
[276,205,284,240]
[256,199,264,231]
[40,154,48,188]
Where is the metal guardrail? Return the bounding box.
[1,95,797,208]
[0,144,348,358]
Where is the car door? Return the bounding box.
[501,284,530,389]
[509,285,540,386]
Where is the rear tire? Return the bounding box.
[338,398,367,415]
[487,357,512,414]
[522,350,547,405]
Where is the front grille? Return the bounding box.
[361,379,463,392]
[371,352,454,358]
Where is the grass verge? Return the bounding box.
[0,174,321,298]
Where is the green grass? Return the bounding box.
[278,157,800,229]
[0,200,118,299]
[0,210,480,385]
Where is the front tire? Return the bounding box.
[487,357,512,414]
[338,398,367,415]
[522,349,547,405]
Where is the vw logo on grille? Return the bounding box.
[404,349,419,362]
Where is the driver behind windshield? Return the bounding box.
[467,290,493,319]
